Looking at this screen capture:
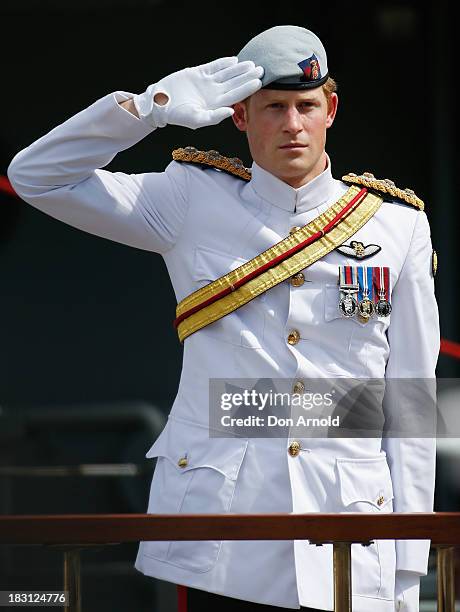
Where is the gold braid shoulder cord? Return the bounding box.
[172,147,424,210]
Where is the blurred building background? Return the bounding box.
[0,0,458,610]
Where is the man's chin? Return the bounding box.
[276,158,312,177]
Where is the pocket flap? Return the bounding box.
[337,455,394,510]
[145,417,248,481]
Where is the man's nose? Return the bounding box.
[283,108,303,133]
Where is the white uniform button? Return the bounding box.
[292,381,305,394]
[288,441,301,457]
[289,226,301,235]
[291,272,305,287]
[287,330,300,345]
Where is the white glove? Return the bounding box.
[133,56,264,130]
[394,570,421,611]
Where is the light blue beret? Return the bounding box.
[237,25,329,90]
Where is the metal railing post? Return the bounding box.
[63,547,81,612]
[437,545,455,612]
[333,541,352,612]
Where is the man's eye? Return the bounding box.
[267,102,314,109]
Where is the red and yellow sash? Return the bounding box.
[174,185,383,343]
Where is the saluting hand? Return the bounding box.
[133,57,264,130]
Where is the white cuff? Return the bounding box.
[133,83,170,129]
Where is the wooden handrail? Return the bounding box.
[1,513,458,612]
[0,512,460,545]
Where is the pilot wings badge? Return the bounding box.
[336,240,381,260]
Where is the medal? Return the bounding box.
[373,266,392,316]
[339,292,358,317]
[376,295,392,316]
[338,265,392,322]
[357,265,374,322]
[338,266,359,317]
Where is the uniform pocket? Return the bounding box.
[143,417,248,572]
[336,454,396,598]
[336,454,394,511]
[192,245,265,348]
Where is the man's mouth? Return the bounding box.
[279,143,308,149]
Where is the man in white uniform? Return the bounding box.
[7,25,439,612]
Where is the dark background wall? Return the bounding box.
[0,2,458,609]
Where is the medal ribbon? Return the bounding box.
[357,267,364,302]
[358,266,373,301]
[340,265,359,289]
[372,266,390,302]
[357,265,374,301]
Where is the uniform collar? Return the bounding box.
[249,153,336,213]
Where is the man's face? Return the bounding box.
[232,87,338,188]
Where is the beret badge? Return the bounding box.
[298,54,322,82]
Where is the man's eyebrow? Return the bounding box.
[264,96,319,104]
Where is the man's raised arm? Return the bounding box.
[7,58,263,254]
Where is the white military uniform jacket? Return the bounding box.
[7,91,440,611]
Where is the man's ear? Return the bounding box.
[232,102,248,132]
[326,93,338,129]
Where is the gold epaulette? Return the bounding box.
[341,171,424,211]
[172,146,252,181]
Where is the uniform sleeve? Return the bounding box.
[382,210,440,575]
[7,91,189,255]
